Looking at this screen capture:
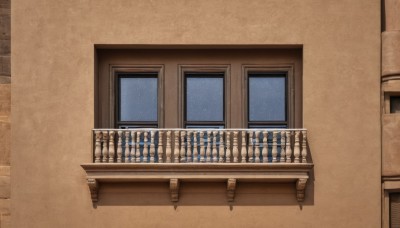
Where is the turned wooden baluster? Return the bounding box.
[143,131,149,163]
[280,131,286,163]
[109,131,115,163]
[228,131,234,163]
[158,131,164,163]
[272,131,278,163]
[206,131,212,162]
[254,131,260,163]
[180,131,186,163]
[149,131,155,163]
[136,131,141,163]
[166,131,172,163]
[219,131,225,163]
[101,131,108,163]
[248,131,254,163]
[187,131,192,162]
[199,131,205,162]
[232,131,238,163]
[94,131,102,163]
[241,131,247,163]
[286,131,292,163]
[173,131,180,163]
[261,131,268,163]
[212,131,218,162]
[294,131,300,163]
[127,131,133,163]
[301,131,308,163]
[117,131,123,163]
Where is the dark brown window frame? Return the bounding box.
[242,65,295,128]
[178,65,231,128]
[109,65,165,128]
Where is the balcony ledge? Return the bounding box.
[81,163,313,203]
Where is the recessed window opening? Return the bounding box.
[390,96,400,114]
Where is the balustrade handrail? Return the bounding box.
[92,128,308,131]
[92,128,309,164]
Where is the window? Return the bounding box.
[117,73,158,128]
[99,65,164,128]
[184,73,225,128]
[248,73,287,128]
[384,92,400,114]
[96,49,302,129]
[391,96,400,113]
[243,65,296,129]
[391,193,400,228]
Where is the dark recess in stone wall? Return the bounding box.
[0,0,10,82]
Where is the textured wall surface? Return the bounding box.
[11,0,381,228]
[382,0,400,179]
[383,114,400,175]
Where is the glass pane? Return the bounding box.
[391,96,400,113]
[119,77,158,121]
[186,76,224,121]
[249,76,286,121]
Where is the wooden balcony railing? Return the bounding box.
[82,128,313,203]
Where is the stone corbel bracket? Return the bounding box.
[227,178,237,202]
[170,178,180,202]
[296,178,308,202]
[87,178,98,202]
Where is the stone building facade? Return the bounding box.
[3,0,400,227]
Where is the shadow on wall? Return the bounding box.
[94,180,315,208]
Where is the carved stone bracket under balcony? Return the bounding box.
[227,178,237,202]
[87,178,98,202]
[81,163,313,203]
[170,178,179,202]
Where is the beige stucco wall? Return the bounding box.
[11,0,381,227]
